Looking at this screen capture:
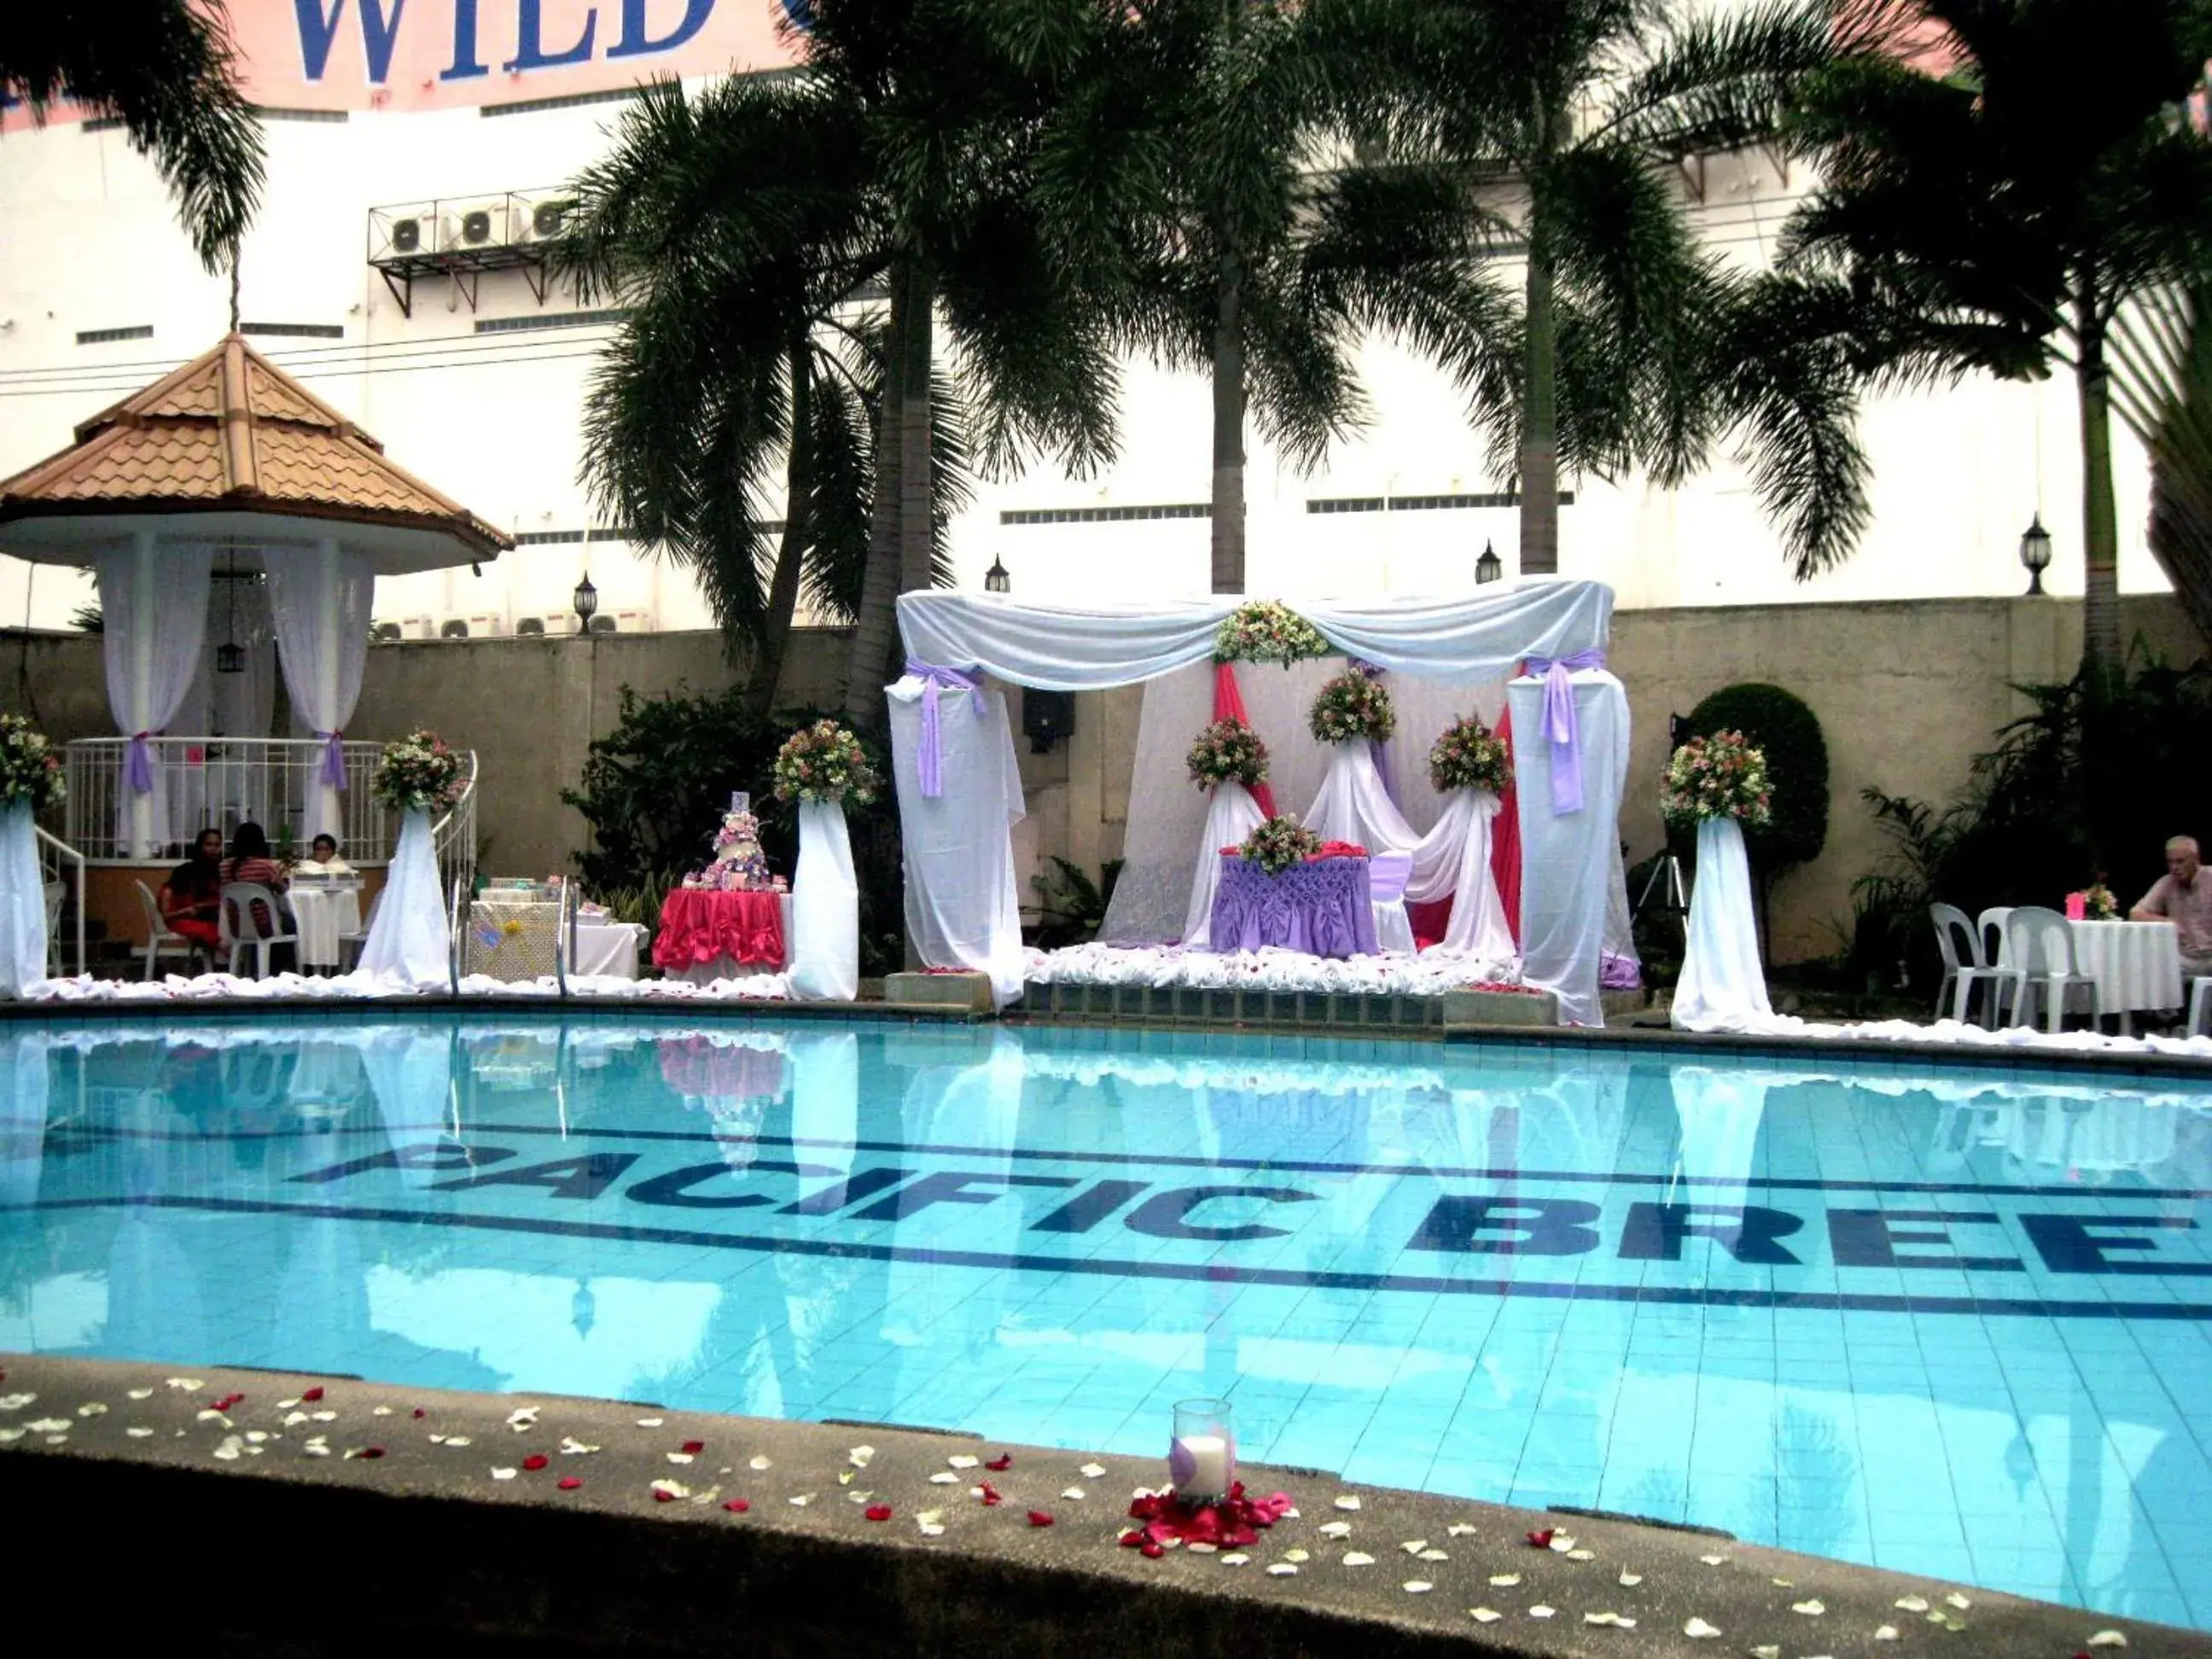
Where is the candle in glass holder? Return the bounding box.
[1169,1398,1235,1504]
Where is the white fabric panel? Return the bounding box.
[1302,742,1417,853]
[1603,831,1640,982]
[787,1031,859,1179]
[1376,676,1507,837]
[1672,816,1773,1032]
[888,675,1027,1006]
[355,1026,455,1185]
[265,540,372,841]
[1419,789,1516,968]
[0,804,46,997]
[1508,670,1628,1027]
[789,797,860,1002]
[0,1031,49,1208]
[97,535,213,856]
[354,807,449,990]
[173,577,277,739]
[896,580,1611,690]
[1669,1064,1770,1187]
[569,919,643,978]
[1372,898,1416,955]
[1180,781,1266,947]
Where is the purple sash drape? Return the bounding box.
[1525,650,1607,815]
[905,660,984,799]
[314,731,348,790]
[125,732,156,795]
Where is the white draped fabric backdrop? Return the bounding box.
[354,807,447,990]
[96,533,212,856]
[788,798,860,1002]
[0,803,47,996]
[267,539,372,843]
[1671,816,1773,1032]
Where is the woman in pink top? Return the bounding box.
[220,821,294,944]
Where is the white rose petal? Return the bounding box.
[1616,1571,1642,1586]
[1585,1612,1634,1627]
[1418,1550,1448,1563]
[1060,1487,1086,1500]
[788,1493,811,1507]
[1547,1534,1577,1552]
[125,1427,154,1439]
[1281,1507,1300,1519]
[650,1479,690,1499]
[445,1435,471,1447]
[1266,1563,1299,1577]
[1875,1627,1900,1642]
[1447,1522,1478,1538]
[1468,1608,1500,1624]
[666,1452,694,1464]
[212,1435,243,1461]
[194,1411,230,1424]
[492,1467,518,1480]
[748,1454,772,1471]
[2087,1633,2129,1649]
[1399,1539,1426,1554]
[847,1445,876,1468]
[244,1430,268,1444]
[1528,1605,1555,1620]
[560,1438,600,1456]
[1683,1616,1722,1639]
[1219,1554,1249,1566]
[1792,1599,1826,1616]
[165,1377,203,1390]
[1751,1647,1780,1659]
[918,1523,945,1537]
[837,1471,855,1486]
[1284,1548,1310,1563]
[428,1434,448,1445]
[283,1412,310,1426]
[1944,1592,1972,1610]
[1341,1551,1375,1567]
[1698,1553,1729,1567]
[1566,1548,1595,1561]
[635,1417,663,1428]
[43,1435,67,1446]
[311,1411,336,1423]
[1894,1596,1930,1613]
[372,1406,393,1417]
[1487,1573,1522,1587]
[1080,1462,1106,1478]
[26,1417,72,1433]
[303,1443,330,1458]
[928,1472,958,1484]
[125,1388,154,1401]
[77,1403,108,1417]
[1333,1494,1361,1511]
[1402,1581,1433,1594]
[947,1454,979,1470]
[1318,1522,1353,1539]
[1186,1541,1218,1554]
[846,1490,874,1505]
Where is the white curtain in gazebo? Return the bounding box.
[172,576,278,835]
[96,533,213,856]
[265,539,372,842]
[1507,667,1629,1027]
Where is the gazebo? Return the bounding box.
[0,333,509,952]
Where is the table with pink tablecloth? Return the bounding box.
[1209,853,1377,958]
[651,888,789,978]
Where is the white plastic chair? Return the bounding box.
[219,882,298,979]
[1976,905,2015,968]
[1368,853,1416,956]
[1930,903,2020,1026]
[134,879,205,979]
[2005,905,2104,1033]
[2187,977,2211,1039]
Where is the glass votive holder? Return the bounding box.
[1168,1397,1235,1505]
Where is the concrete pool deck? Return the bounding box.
[1,1354,2200,1656]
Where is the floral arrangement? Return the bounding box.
[1660,729,1772,830]
[2081,883,2119,920]
[1307,670,1396,745]
[1427,713,1510,794]
[370,728,466,813]
[772,719,880,806]
[1185,718,1270,789]
[1213,601,1330,667]
[0,714,64,812]
[1239,814,1322,876]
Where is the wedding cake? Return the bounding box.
[683,793,787,894]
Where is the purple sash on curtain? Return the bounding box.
[904,660,984,799]
[125,732,156,795]
[1524,650,1607,815]
[314,731,347,789]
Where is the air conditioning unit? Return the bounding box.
[515,616,547,637]
[399,615,437,640]
[388,216,424,255]
[586,614,618,636]
[519,198,568,242]
[438,617,472,639]
[614,608,654,633]
[540,613,580,635]
[370,620,403,643]
[468,612,504,637]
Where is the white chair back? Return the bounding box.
[1930,903,1982,970]
[135,879,168,940]
[1976,906,2014,966]
[220,882,288,946]
[2005,906,2076,978]
[1367,853,1413,904]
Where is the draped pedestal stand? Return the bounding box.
[788,798,859,1002]
[355,806,450,990]
[1410,788,1516,966]
[1181,780,1267,947]
[0,803,47,996]
[1671,816,1773,1032]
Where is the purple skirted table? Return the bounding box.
[1210,853,1378,958]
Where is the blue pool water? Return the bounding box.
[1,1016,2209,1626]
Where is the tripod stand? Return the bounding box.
[1635,848,1688,923]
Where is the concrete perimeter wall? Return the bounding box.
[12,593,2201,963]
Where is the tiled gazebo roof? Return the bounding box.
[0,333,511,562]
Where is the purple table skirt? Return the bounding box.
[1210,854,1378,958]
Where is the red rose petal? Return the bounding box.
[300,1387,324,1403]
[411,1408,426,1419]
[521,1454,548,1471]
[864,1505,894,1522]
[653,1489,677,1503]
[1027,1511,1053,1528]
[984,1453,1012,1471]
[557,1476,582,1491]
[681,1440,705,1455]
[722,1499,749,1514]
[1525,1528,1555,1549]
[1140,1541,1164,1558]
[359,1446,385,1459]
[976,1481,1003,1507]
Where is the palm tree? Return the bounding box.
[2112,284,2212,650]
[1784,0,2212,677]
[1342,0,1871,579]
[1,0,263,271]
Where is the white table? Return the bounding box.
[569,917,645,979]
[2067,919,2184,1033]
[289,882,363,970]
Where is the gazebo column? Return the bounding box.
[95,530,212,859]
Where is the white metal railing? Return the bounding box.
[60,737,475,867]
[432,760,479,899]
[34,824,85,977]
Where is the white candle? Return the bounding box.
[1170,1432,1232,1499]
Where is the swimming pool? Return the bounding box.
[2,1016,2208,1627]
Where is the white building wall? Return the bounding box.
[0,83,2167,640]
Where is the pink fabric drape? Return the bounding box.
[1212,661,1278,818]
[1492,702,1523,946]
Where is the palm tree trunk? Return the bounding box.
[749,336,813,717]
[898,259,936,598]
[1211,251,1247,595]
[2076,276,2122,683]
[1518,109,1565,579]
[842,267,909,731]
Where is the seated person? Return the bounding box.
[296,833,353,876]
[160,826,225,950]
[2130,835,2212,979]
[219,821,294,944]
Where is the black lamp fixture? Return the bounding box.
[573,571,599,629]
[215,551,245,674]
[984,554,1010,594]
[1476,539,1504,585]
[2019,513,2052,596]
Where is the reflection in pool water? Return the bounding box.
[1,1018,2209,1627]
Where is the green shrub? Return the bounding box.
[1682,682,1829,875]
